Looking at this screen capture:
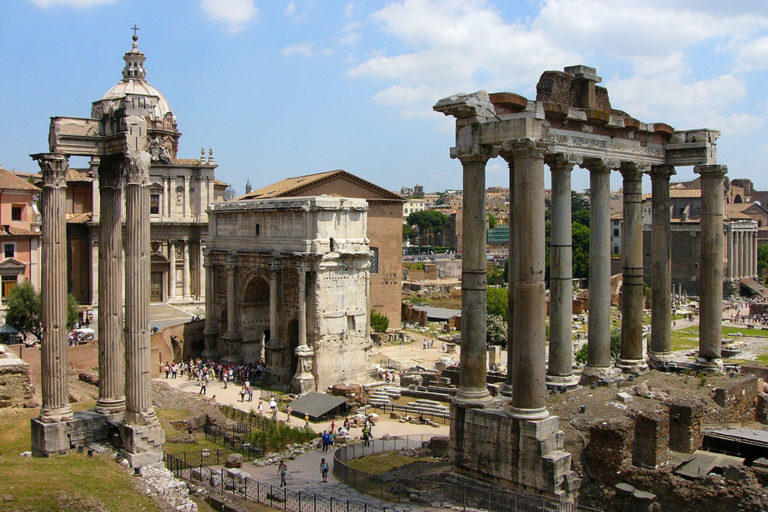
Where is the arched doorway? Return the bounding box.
[241,276,269,362]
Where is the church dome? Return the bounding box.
[97,33,173,120]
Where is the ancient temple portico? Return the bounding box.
[434,65,721,501]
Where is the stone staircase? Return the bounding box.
[368,391,391,407]
[404,398,450,416]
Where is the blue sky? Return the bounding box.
[2,0,768,195]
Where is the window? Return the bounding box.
[11,206,22,221]
[150,194,160,215]
[613,229,619,237]
[370,246,379,274]
[255,224,260,236]
[3,243,14,258]
[2,276,16,300]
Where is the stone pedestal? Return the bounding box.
[31,410,116,457]
[291,345,316,394]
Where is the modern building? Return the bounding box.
[240,170,404,327]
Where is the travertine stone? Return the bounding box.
[202,256,217,358]
[455,145,495,407]
[649,166,675,364]
[695,164,727,368]
[122,150,164,459]
[618,163,648,372]
[33,153,73,424]
[501,156,515,398]
[182,240,190,297]
[292,264,316,393]
[546,153,580,387]
[168,240,176,298]
[95,157,125,416]
[583,158,618,380]
[507,140,549,418]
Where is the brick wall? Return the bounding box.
[713,375,759,422]
[585,420,634,482]
[668,400,704,453]
[632,411,670,469]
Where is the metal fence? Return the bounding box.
[203,424,265,460]
[164,452,403,512]
[333,436,601,512]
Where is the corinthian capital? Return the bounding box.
[545,152,582,171]
[31,153,69,189]
[121,151,151,186]
[500,138,551,161]
[450,144,499,163]
[98,156,125,190]
[582,157,620,173]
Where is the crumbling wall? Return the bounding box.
[401,302,427,325]
[0,355,37,408]
[585,420,634,482]
[713,376,758,423]
[632,411,670,469]
[668,400,703,453]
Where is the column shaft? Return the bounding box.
[168,241,176,298]
[726,228,734,281]
[183,176,190,217]
[737,231,743,278]
[203,256,217,358]
[96,159,125,415]
[123,153,156,425]
[269,266,279,344]
[649,166,675,362]
[584,160,616,377]
[455,147,494,406]
[502,157,515,396]
[182,240,191,297]
[509,141,548,418]
[34,153,73,423]
[546,155,577,384]
[225,255,240,339]
[297,266,307,347]
[696,164,727,366]
[618,164,647,370]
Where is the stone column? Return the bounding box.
[737,230,743,279]
[198,243,205,300]
[122,151,164,464]
[183,176,190,217]
[95,158,125,416]
[649,166,675,364]
[750,231,756,277]
[292,263,315,394]
[507,140,549,418]
[168,240,176,299]
[224,253,241,342]
[202,255,217,359]
[90,239,98,306]
[182,240,191,298]
[726,227,735,293]
[583,158,618,381]
[269,263,279,345]
[32,153,73,423]
[695,164,727,368]
[618,162,648,371]
[754,231,759,277]
[500,155,515,397]
[454,145,495,407]
[545,153,579,387]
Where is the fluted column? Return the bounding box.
[454,145,496,407]
[737,231,743,279]
[202,254,217,358]
[224,254,240,341]
[292,262,315,393]
[182,240,190,298]
[545,153,579,387]
[726,227,734,282]
[123,151,158,427]
[649,166,675,364]
[583,158,618,380]
[95,157,125,415]
[506,140,548,418]
[618,162,648,371]
[696,164,727,367]
[168,240,176,298]
[32,153,73,423]
[750,231,756,277]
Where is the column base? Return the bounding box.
[508,406,550,420]
[580,365,619,385]
[31,410,115,457]
[695,356,724,372]
[292,345,316,394]
[616,358,648,373]
[500,383,514,397]
[39,404,74,424]
[94,397,126,418]
[453,387,493,408]
[724,279,738,297]
[545,374,580,389]
[648,350,674,364]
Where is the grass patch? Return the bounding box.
[0,406,161,512]
[345,451,438,474]
[670,328,700,351]
[723,326,768,338]
[247,421,316,452]
[403,262,425,271]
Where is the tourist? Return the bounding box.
[305,414,310,427]
[322,430,329,452]
[330,420,335,433]
[338,425,348,437]
[343,417,350,431]
[362,424,371,447]
[278,459,288,487]
[328,431,334,449]
[285,405,292,423]
[199,378,206,395]
[320,457,329,482]
[239,386,246,402]
[247,383,253,402]
[269,396,277,411]
[258,400,264,416]
[164,362,170,379]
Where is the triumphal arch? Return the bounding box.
[435,65,724,501]
[204,196,372,393]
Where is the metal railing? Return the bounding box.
[333,436,601,512]
[164,452,403,512]
[203,424,265,460]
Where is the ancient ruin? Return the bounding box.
[30,33,166,465]
[434,65,724,501]
[204,196,373,393]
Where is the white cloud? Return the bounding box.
[285,2,296,16]
[338,21,362,46]
[282,43,313,57]
[27,0,113,7]
[200,0,258,34]
[734,36,768,72]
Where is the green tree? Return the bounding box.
[759,244,768,282]
[572,221,590,280]
[488,213,497,229]
[5,280,79,341]
[406,210,448,245]
[575,328,622,364]
[402,223,418,242]
[486,314,508,347]
[370,310,389,333]
[487,286,508,317]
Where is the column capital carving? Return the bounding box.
[500,138,550,160]
[545,152,582,171]
[98,156,125,190]
[694,164,728,178]
[450,144,499,163]
[619,162,649,180]
[225,253,238,269]
[32,153,69,188]
[582,157,619,173]
[649,165,676,179]
[121,151,151,186]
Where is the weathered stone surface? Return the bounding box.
[224,453,243,468]
[0,356,37,408]
[632,411,670,469]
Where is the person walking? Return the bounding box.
[304,414,310,427]
[278,459,288,487]
[285,405,292,424]
[239,385,246,402]
[320,458,329,483]
[322,430,329,452]
[199,378,207,395]
[362,423,371,447]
